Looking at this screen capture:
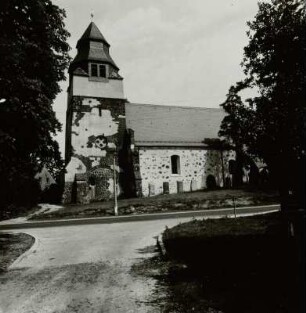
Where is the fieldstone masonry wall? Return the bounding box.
[138,148,235,197]
[63,95,126,204]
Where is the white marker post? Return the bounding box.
[113,153,118,216]
[233,197,237,218]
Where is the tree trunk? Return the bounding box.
[220,150,225,188]
[233,151,243,187]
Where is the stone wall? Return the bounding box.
[63,96,126,203]
[138,147,235,197]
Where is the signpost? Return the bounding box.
[233,197,237,218]
[113,154,118,216]
[108,146,118,216]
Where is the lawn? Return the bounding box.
[30,188,279,220]
[157,212,305,313]
[0,233,34,272]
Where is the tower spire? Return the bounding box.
[69,21,120,74]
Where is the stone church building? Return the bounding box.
[63,22,236,204]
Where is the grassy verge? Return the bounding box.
[158,212,304,313]
[0,233,34,272]
[30,189,279,220]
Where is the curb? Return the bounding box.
[0,204,280,230]
[9,233,39,268]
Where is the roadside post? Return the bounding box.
[108,146,118,216]
[113,154,118,216]
[233,197,237,218]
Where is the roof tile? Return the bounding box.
[126,103,225,147]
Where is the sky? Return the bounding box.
[52,0,260,156]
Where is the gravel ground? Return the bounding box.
[0,218,194,313]
[0,259,157,313]
[131,255,224,313]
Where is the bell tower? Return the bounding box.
[63,22,127,204]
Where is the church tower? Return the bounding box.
[63,22,127,204]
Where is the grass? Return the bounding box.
[163,212,280,239]
[30,188,279,220]
[0,233,34,272]
[158,212,305,313]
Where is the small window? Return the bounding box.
[171,155,180,174]
[91,64,98,77]
[99,65,106,78]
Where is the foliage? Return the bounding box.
[40,184,64,204]
[203,138,231,150]
[219,0,306,207]
[162,212,303,312]
[203,138,245,186]
[0,0,70,211]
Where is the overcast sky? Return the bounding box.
[52,0,260,155]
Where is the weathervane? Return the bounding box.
[91,12,94,21]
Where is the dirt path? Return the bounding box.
[0,260,157,313]
[0,218,191,313]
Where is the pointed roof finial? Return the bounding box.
[91,12,94,21]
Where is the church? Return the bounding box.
[63,22,236,204]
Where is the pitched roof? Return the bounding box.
[71,42,118,69]
[77,22,109,47]
[70,22,119,72]
[73,67,89,76]
[125,103,226,147]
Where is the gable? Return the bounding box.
[125,103,226,147]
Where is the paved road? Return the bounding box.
[0,204,280,230]
[0,206,279,313]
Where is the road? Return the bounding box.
[0,206,279,313]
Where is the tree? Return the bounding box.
[203,138,232,187]
[219,0,306,210]
[0,0,70,214]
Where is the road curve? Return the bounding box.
[0,204,280,230]
[0,206,279,313]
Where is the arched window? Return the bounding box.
[171,155,181,174]
[206,175,217,189]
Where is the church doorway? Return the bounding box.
[206,175,217,189]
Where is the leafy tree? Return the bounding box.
[0,0,70,214]
[203,138,232,187]
[219,0,306,210]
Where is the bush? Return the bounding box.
[0,176,41,220]
[162,213,302,313]
[40,183,63,204]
